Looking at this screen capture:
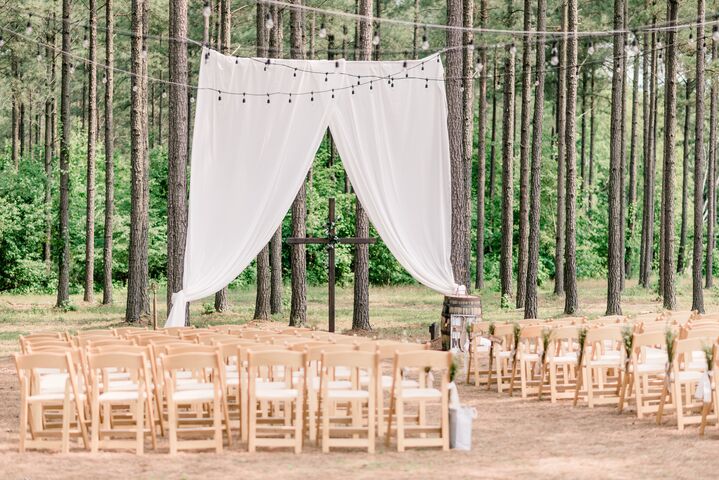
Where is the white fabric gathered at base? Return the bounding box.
[166,48,461,327]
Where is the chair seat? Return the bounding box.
[549,353,577,364]
[38,373,69,393]
[311,377,352,390]
[28,392,86,403]
[676,371,704,383]
[635,362,666,374]
[397,388,442,400]
[327,389,369,400]
[99,390,146,402]
[496,351,512,359]
[255,388,299,400]
[521,353,540,361]
[587,355,622,367]
[172,388,218,403]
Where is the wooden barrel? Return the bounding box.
[440,295,483,351]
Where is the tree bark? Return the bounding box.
[488,51,499,227]
[84,0,98,303]
[588,66,596,211]
[524,0,547,320]
[707,36,718,289]
[580,66,587,193]
[44,16,56,272]
[167,0,189,319]
[11,55,19,171]
[126,0,150,322]
[554,4,567,296]
[475,0,489,290]
[626,44,640,279]
[352,0,373,331]
[289,0,307,326]
[516,0,532,308]
[462,0,474,292]
[678,80,691,274]
[103,0,115,305]
[661,0,678,310]
[214,0,232,313]
[500,45,515,306]
[640,24,658,288]
[563,0,578,314]
[56,0,72,308]
[691,0,705,313]
[606,0,625,315]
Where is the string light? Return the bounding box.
[36,45,42,61]
[319,21,327,38]
[372,33,380,46]
[265,12,274,30]
[587,41,594,55]
[0,35,4,48]
[140,44,147,59]
[69,63,75,75]
[509,43,517,55]
[202,1,211,18]
[25,15,33,35]
[714,25,719,42]
[102,74,107,84]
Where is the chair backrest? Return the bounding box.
[14,351,77,391]
[305,343,357,362]
[23,340,72,352]
[86,338,135,348]
[665,310,696,325]
[113,326,148,337]
[394,350,452,370]
[695,313,719,322]
[248,350,306,369]
[161,351,221,371]
[632,312,663,324]
[237,343,286,363]
[590,315,627,325]
[585,325,623,343]
[547,316,586,326]
[322,350,377,370]
[77,329,115,337]
[683,325,719,340]
[164,344,218,355]
[159,326,196,337]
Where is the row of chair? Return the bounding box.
[465,310,719,434]
[15,324,454,454]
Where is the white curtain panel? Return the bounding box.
[166,48,460,327]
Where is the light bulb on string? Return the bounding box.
[132,84,138,92]
[190,95,195,104]
[162,90,167,99]
[202,1,211,18]
[713,25,719,42]
[421,34,429,51]
[102,74,107,84]
[26,21,33,35]
[372,33,380,46]
[69,63,75,75]
[319,22,327,39]
[140,45,147,59]
[587,41,594,55]
[509,43,517,55]
[265,12,274,30]
[342,25,348,38]
[0,36,5,48]
[550,53,559,66]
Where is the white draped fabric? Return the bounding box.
[166,48,460,327]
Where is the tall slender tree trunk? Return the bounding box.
[488,50,499,226]
[516,0,532,308]
[103,0,115,305]
[626,46,640,279]
[606,0,625,315]
[126,0,150,322]
[269,7,284,315]
[462,0,474,292]
[475,0,489,290]
[44,16,56,272]
[214,0,231,313]
[352,0,373,331]
[618,0,627,291]
[167,0,189,319]
[254,2,271,320]
[84,0,98,303]
[640,24,658,288]
[588,66,596,211]
[56,0,72,308]
[639,31,650,282]
[661,0,678,310]
[11,55,19,171]
[691,0,705,313]
[707,36,718,289]
[580,64,587,196]
[554,4,567,296]
[500,45,516,306]
[678,80,691,274]
[524,0,547,319]
[563,0,578,314]
[289,0,307,327]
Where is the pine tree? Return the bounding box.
[691,0,705,313]
[564,0,579,314]
[84,0,98,303]
[500,44,515,306]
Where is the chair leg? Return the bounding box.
[368,394,376,454]
[294,395,303,454]
[136,400,144,455]
[19,395,27,453]
[321,395,330,453]
[168,401,177,455]
[91,399,100,453]
[215,397,223,453]
[61,396,71,454]
[248,397,256,453]
[396,398,405,452]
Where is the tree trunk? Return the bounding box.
[691,0,705,313]
[126,0,150,322]
[475,0,489,290]
[707,37,718,289]
[56,0,72,308]
[44,16,56,272]
[580,66,587,192]
[516,0,532,308]
[500,45,516,306]
[639,30,650,283]
[269,227,283,314]
[488,51,499,227]
[103,0,115,305]
[213,0,232,313]
[554,4,567,296]
[588,66,596,211]
[626,44,640,279]
[461,0,474,292]
[524,0,547,319]
[11,55,19,171]
[640,25,658,288]
[618,0,627,291]
[167,0,189,319]
[84,0,98,303]
[661,0,679,310]
[563,0,578,314]
[678,80,691,274]
[288,0,307,326]
[606,0,625,315]
[373,0,381,61]
[352,0,373,331]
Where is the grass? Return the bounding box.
[0,275,717,355]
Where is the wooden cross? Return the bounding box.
[286,197,376,332]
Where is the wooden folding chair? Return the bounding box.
[671,337,717,430]
[14,352,89,453]
[581,325,624,407]
[514,325,549,398]
[547,325,580,403]
[386,350,451,452]
[626,330,670,419]
[700,343,719,435]
[490,323,520,393]
[319,350,377,453]
[465,322,493,387]
[161,352,226,453]
[87,352,157,454]
[247,350,306,453]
